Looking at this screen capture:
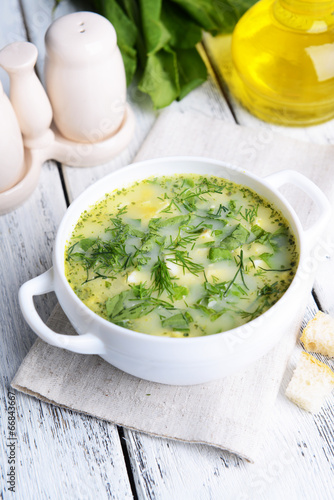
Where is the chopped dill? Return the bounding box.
[65,174,298,337]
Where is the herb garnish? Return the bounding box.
[240,205,259,224]
[166,249,204,275]
[224,250,248,297]
[65,174,298,337]
[105,287,176,328]
[151,255,174,296]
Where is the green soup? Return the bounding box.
[65,174,298,337]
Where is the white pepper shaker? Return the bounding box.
[0,41,53,150]
[44,11,126,144]
[0,81,25,193]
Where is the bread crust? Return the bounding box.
[300,311,334,357]
[302,352,334,382]
[285,352,334,413]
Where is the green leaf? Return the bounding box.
[204,281,225,295]
[118,45,137,86]
[161,312,192,330]
[128,226,146,238]
[156,214,190,227]
[96,0,138,85]
[175,47,207,100]
[121,0,140,21]
[129,282,150,298]
[161,1,202,48]
[106,291,129,317]
[172,284,189,300]
[169,0,225,33]
[221,224,250,250]
[119,0,147,67]
[138,47,180,108]
[198,241,215,248]
[193,303,214,316]
[78,238,96,251]
[185,178,195,188]
[269,226,289,251]
[169,0,257,34]
[139,0,171,54]
[115,302,156,320]
[228,200,237,212]
[210,308,230,322]
[251,224,266,239]
[259,252,274,267]
[251,224,271,245]
[155,235,167,247]
[208,247,233,262]
[83,0,257,104]
[140,237,155,252]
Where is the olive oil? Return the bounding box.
[231,0,334,126]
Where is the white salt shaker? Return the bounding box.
[44,11,126,144]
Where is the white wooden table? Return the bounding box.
[1,1,333,498]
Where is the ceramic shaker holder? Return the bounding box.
[0,11,135,215]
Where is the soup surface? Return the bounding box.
[65,174,298,337]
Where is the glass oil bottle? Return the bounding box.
[231,0,334,126]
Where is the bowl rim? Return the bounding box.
[54,155,304,344]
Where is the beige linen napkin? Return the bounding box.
[12,111,334,462]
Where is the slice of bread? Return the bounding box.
[300,311,334,357]
[285,352,334,413]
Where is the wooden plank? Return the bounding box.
[0,163,133,500]
[0,168,133,500]
[14,2,334,500]
[0,0,26,95]
[20,0,81,82]
[0,3,133,498]
[124,296,334,500]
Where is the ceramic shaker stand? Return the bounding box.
[0,11,135,215]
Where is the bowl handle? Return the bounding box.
[264,170,331,249]
[19,268,105,354]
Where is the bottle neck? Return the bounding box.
[275,0,334,31]
[279,0,334,15]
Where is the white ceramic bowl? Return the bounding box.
[19,157,331,385]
